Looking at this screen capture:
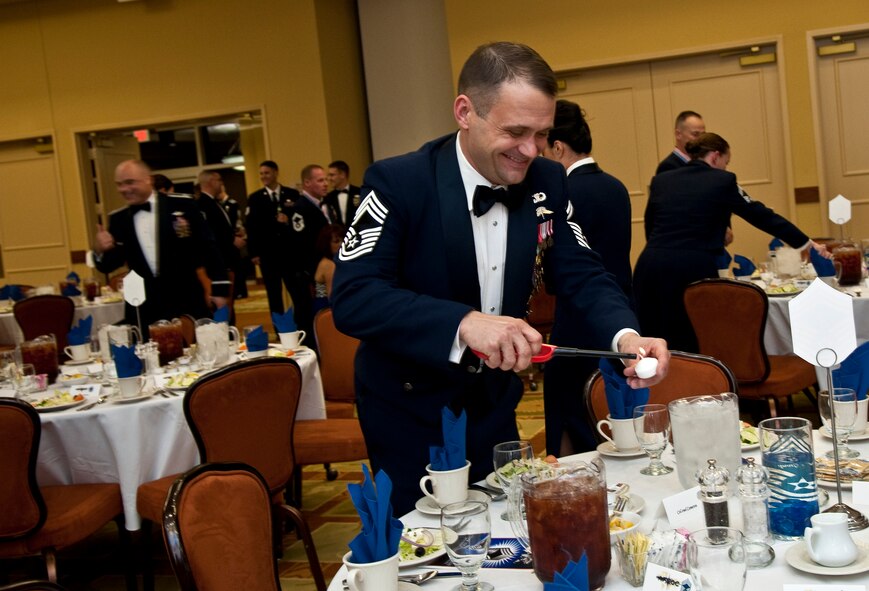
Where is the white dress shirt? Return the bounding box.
[133,192,158,276]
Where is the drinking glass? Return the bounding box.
[493,440,533,520]
[197,340,218,370]
[632,404,673,475]
[441,500,493,591]
[819,388,859,459]
[0,349,20,387]
[13,363,37,397]
[687,527,746,591]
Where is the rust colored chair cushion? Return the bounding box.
[137,475,181,525]
[739,355,818,401]
[293,419,368,465]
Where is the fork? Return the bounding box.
[77,395,109,411]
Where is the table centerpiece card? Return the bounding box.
[662,486,704,531]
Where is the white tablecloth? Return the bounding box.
[34,348,325,530]
[0,299,125,345]
[327,434,869,590]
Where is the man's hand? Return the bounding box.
[94,224,115,254]
[458,311,542,372]
[616,333,670,388]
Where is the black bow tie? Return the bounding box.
[129,202,151,214]
[472,185,521,217]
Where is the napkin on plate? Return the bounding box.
[810,247,836,277]
[715,251,732,271]
[600,359,649,420]
[67,315,93,346]
[732,254,756,277]
[833,341,869,400]
[213,306,230,324]
[430,406,466,471]
[271,308,297,333]
[245,325,269,352]
[347,464,403,563]
[110,343,142,378]
[544,553,589,591]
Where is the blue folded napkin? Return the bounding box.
[600,359,650,420]
[61,283,81,296]
[213,306,230,324]
[544,554,589,591]
[67,315,93,346]
[347,464,404,563]
[732,254,756,277]
[430,407,466,471]
[769,237,784,250]
[810,247,836,277]
[271,308,297,333]
[715,251,732,270]
[110,343,143,378]
[834,341,869,401]
[245,325,268,352]
[6,285,24,301]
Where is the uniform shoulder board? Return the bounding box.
[338,190,389,261]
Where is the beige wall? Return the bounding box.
[443,0,868,199]
[0,0,369,274]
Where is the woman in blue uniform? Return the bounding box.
[633,132,828,352]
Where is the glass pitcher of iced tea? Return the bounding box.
[19,334,59,384]
[510,459,610,588]
[148,318,184,365]
[832,241,864,286]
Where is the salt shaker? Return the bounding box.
[698,458,730,537]
[736,457,775,567]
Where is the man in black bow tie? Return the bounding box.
[332,42,671,514]
[93,159,229,336]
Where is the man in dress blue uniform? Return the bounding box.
[655,111,705,175]
[331,42,670,514]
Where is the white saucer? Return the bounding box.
[821,427,869,441]
[607,492,646,515]
[414,490,491,515]
[596,441,645,458]
[785,542,869,575]
[112,392,156,404]
[63,357,95,366]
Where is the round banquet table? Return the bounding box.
[326,432,869,590]
[0,297,125,345]
[22,347,325,530]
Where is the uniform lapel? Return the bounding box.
[436,136,481,309]
[502,183,536,317]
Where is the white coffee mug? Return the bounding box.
[64,343,91,362]
[117,375,146,399]
[278,330,307,350]
[804,512,858,567]
[854,397,868,435]
[419,460,470,507]
[596,414,640,451]
[342,551,399,591]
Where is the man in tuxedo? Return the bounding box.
[244,160,301,319]
[323,160,361,226]
[197,170,243,317]
[655,110,705,175]
[93,160,228,335]
[332,42,671,514]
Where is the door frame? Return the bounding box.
[806,22,869,236]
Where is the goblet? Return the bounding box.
[687,527,746,591]
[819,388,859,459]
[493,440,533,520]
[441,500,493,591]
[632,404,673,476]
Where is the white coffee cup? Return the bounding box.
[117,375,146,399]
[342,551,399,591]
[596,414,640,451]
[419,460,470,507]
[804,512,858,567]
[64,343,91,362]
[278,330,307,350]
[854,397,868,435]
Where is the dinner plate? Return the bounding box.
[785,542,869,575]
[485,472,503,491]
[112,391,156,404]
[816,477,858,489]
[766,287,805,298]
[414,490,490,515]
[596,441,645,458]
[398,528,446,568]
[742,442,760,452]
[820,427,869,441]
[30,397,87,413]
[57,375,90,386]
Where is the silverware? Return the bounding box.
[342,570,459,589]
[468,483,506,501]
[77,395,108,411]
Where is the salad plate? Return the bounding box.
[28,391,87,412]
[398,528,445,568]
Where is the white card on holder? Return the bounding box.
[662,486,704,531]
[643,563,693,591]
[852,481,869,506]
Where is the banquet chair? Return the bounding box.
[0,399,134,589]
[135,357,324,591]
[163,462,323,591]
[684,278,818,418]
[292,308,368,505]
[178,314,196,347]
[585,351,737,441]
[12,295,75,361]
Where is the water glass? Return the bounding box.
[441,500,493,591]
[687,527,746,591]
[758,417,819,539]
[819,388,859,459]
[492,440,533,520]
[13,363,37,397]
[633,404,673,476]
